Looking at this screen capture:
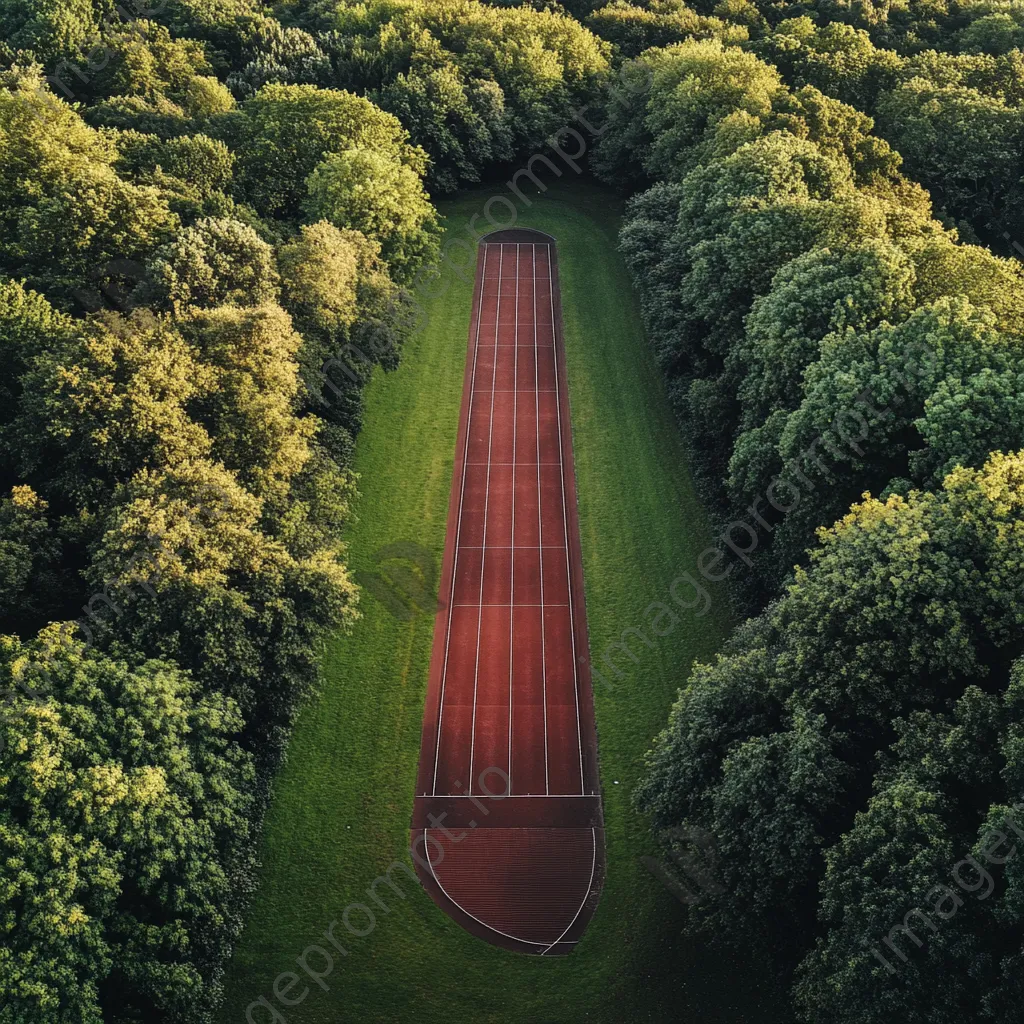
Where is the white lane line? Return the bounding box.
[547,243,586,795]
[455,603,568,608]
[419,793,595,799]
[535,243,550,795]
[425,829,577,950]
[467,243,504,798]
[431,242,489,796]
[508,243,519,795]
[540,828,597,955]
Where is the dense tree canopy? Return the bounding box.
[637,452,1024,1010]
[304,146,441,280]
[587,0,748,59]
[601,22,1024,1024]
[613,41,1023,589]
[304,0,610,190]
[739,9,1024,239]
[0,626,254,1023]
[0,2,424,1006]
[224,82,426,217]
[142,216,280,312]
[0,68,178,301]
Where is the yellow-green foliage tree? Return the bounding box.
[0,627,255,1023]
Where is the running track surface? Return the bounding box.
[412,229,604,955]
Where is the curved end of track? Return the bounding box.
[412,824,605,956]
[480,227,558,245]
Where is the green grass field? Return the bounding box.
[220,179,781,1023]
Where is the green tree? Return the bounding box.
[0,278,73,439]
[278,221,408,434]
[10,310,213,510]
[159,133,236,197]
[753,18,901,111]
[794,681,1019,1023]
[0,68,177,300]
[181,303,314,500]
[277,221,363,341]
[0,486,65,633]
[377,64,513,193]
[732,240,916,432]
[0,625,254,1023]
[227,83,426,217]
[637,452,1024,953]
[313,0,607,187]
[84,20,214,103]
[0,0,99,61]
[586,1,746,60]
[747,298,1024,587]
[87,457,359,740]
[957,12,1024,54]
[875,77,1024,229]
[225,14,333,96]
[644,40,785,181]
[142,217,279,313]
[304,147,441,281]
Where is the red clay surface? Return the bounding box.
[412,229,604,955]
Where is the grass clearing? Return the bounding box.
[220,179,780,1023]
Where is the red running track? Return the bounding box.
[412,229,604,955]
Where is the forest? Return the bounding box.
[1,0,1023,1021]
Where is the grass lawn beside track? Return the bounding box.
[219,179,784,1023]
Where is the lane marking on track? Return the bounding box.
[540,828,597,955]
[507,243,519,795]
[430,243,489,796]
[546,243,586,795]
[467,243,504,797]
[534,243,550,795]
[425,828,581,950]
